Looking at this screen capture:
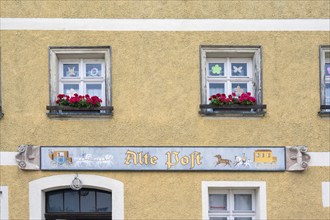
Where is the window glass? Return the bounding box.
[209,83,225,97]
[86,84,102,97]
[232,83,247,96]
[234,194,252,211]
[209,194,227,211]
[326,84,330,105]
[210,217,227,220]
[63,84,79,96]
[86,64,102,77]
[208,63,225,77]
[63,64,79,77]
[325,63,330,78]
[64,190,79,212]
[46,191,63,212]
[234,218,252,220]
[231,63,247,77]
[46,189,112,213]
[80,190,96,212]
[97,191,112,212]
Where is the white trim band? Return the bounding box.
[0,152,17,166]
[309,152,330,167]
[1,18,329,31]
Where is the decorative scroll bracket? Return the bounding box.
[16,145,40,170]
[285,146,311,171]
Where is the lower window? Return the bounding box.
[45,188,112,220]
[209,189,255,220]
[202,181,266,220]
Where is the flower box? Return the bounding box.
[200,104,267,112]
[46,106,113,118]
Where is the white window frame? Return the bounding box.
[29,174,124,220]
[0,186,9,220]
[200,46,262,105]
[320,46,330,108]
[322,182,330,207]
[49,47,111,107]
[202,181,266,220]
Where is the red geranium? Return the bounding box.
[209,92,256,105]
[56,93,102,108]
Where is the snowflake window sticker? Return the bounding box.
[209,63,224,76]
[86,64,102,77]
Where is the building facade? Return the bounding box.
[0,1,330,220]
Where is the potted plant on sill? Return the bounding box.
[48,93,103,113]
[202,92,264,112]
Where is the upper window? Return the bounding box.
[47,47,113,118]
[200,46,266,116]
[319,46,330,116]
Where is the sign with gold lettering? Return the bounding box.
[40,146,286,171]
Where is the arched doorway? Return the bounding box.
[29,174,124,220]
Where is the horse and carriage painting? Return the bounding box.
[215,149,277,169]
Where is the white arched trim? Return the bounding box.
[29,174,124,220]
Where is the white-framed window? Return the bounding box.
[29,174,124,220]
[49,47,111,107]
[202,181,266,220]
[320,46,330,110]
[200,46,262,105]
[0,186,9,220]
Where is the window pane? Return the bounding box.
[325,83,330,105]
[64,190,79,212]
[63,84,79,96]
[231,63,248,77]
[234,194,252,211]
[232,83,247,97]
[63,64,79,77]
[96,191,112,212]
[209,194,227,211]
[234,218,252,220]
[208,63,225,77]
[325,63,330,77]
[86,84,102,97]
[80,190,96,212]
[86,64,102,77]
[209,83,225,97]
[46,191,63,212]
[210,217,227,220]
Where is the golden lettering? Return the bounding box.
[125,150,137,165]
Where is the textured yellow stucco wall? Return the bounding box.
[0,1,330,220]
[0,31,329,150]
[0,167,330,220]
[1,0,329,19]
[0,30,329,220]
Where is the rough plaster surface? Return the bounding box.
[0,31,329,150]
[0,0,329,19]
[0,1,330,219]
[0,167,329,220]
[0,30,329,219]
